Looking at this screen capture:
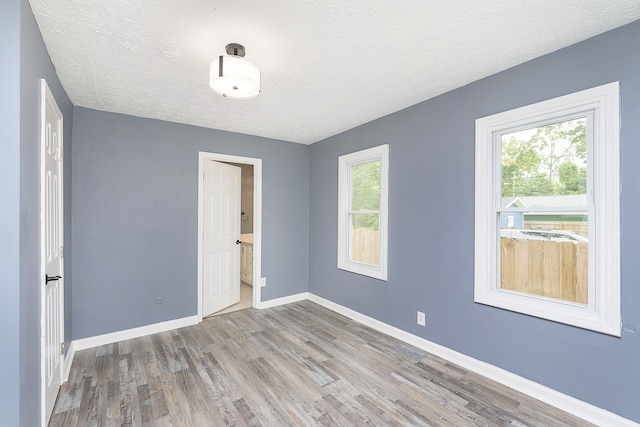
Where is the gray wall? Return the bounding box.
[309,20,640,422]
[1,2,22,425]
[71,108,309,339]
[19,2,75,425]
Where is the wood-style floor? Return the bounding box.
[209,283,253,317]
[50,301,592,426]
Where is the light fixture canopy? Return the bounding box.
[210,43,260,99]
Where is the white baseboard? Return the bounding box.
[307,293,638,427]
[63,340,76,381]
[72,315,200,352]
[71,292,309,354]
[257,292,309,309]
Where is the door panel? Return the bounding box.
[202,160,241,316]
[42,80,64,424]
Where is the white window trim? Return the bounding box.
[338,144,389,280]
[474,82,621,336]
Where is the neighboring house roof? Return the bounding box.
[502,196,525,208]
[502,194,587,208]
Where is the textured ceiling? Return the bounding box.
[29,1,640,144]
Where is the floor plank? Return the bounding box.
[51,301,592,426]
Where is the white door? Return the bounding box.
[41,80,64,425]
[202,160,241,316]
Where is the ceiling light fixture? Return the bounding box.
[210,43,260,99]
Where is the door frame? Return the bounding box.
[40,79,65,427]
[197,151,263,318]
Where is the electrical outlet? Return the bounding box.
[417,311,426,326]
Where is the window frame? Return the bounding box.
[474,82,621,336]
[338,144,389,280]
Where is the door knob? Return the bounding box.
[236,240,241,244]
[46,274,62,284]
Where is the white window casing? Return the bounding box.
[338,144,389,281]
[474,82,621,336]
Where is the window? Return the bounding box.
[338,144,389,280]
[475,82,620,336]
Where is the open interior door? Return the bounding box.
[42,79,64,425]
[202,160,241,316]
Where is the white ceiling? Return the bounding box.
[29,1,640,145]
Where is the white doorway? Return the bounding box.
[198,152,262,319]
[40,79,65,426]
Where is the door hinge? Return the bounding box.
[60,245,64,258]
[60,342,65,355]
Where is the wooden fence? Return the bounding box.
[351,229,379,265]
[500,238,588,303]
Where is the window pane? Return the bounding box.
[350,213,379,265]
[499,118,589,303]
[499,214,588,304]
[352,161,381,210]
[501,118,587,208]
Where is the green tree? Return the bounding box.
[529,119,585,194]
[351,161,380,230]
[558,162,586,194]
[501,135,542,196]
[501,118,586,197]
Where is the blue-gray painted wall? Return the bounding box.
[1,1,22,425]
[309,20,640,422]
[70,108,309,339]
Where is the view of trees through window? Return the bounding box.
[351,161,381,230]
[501,118,587,198]
[350,160,381,265]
